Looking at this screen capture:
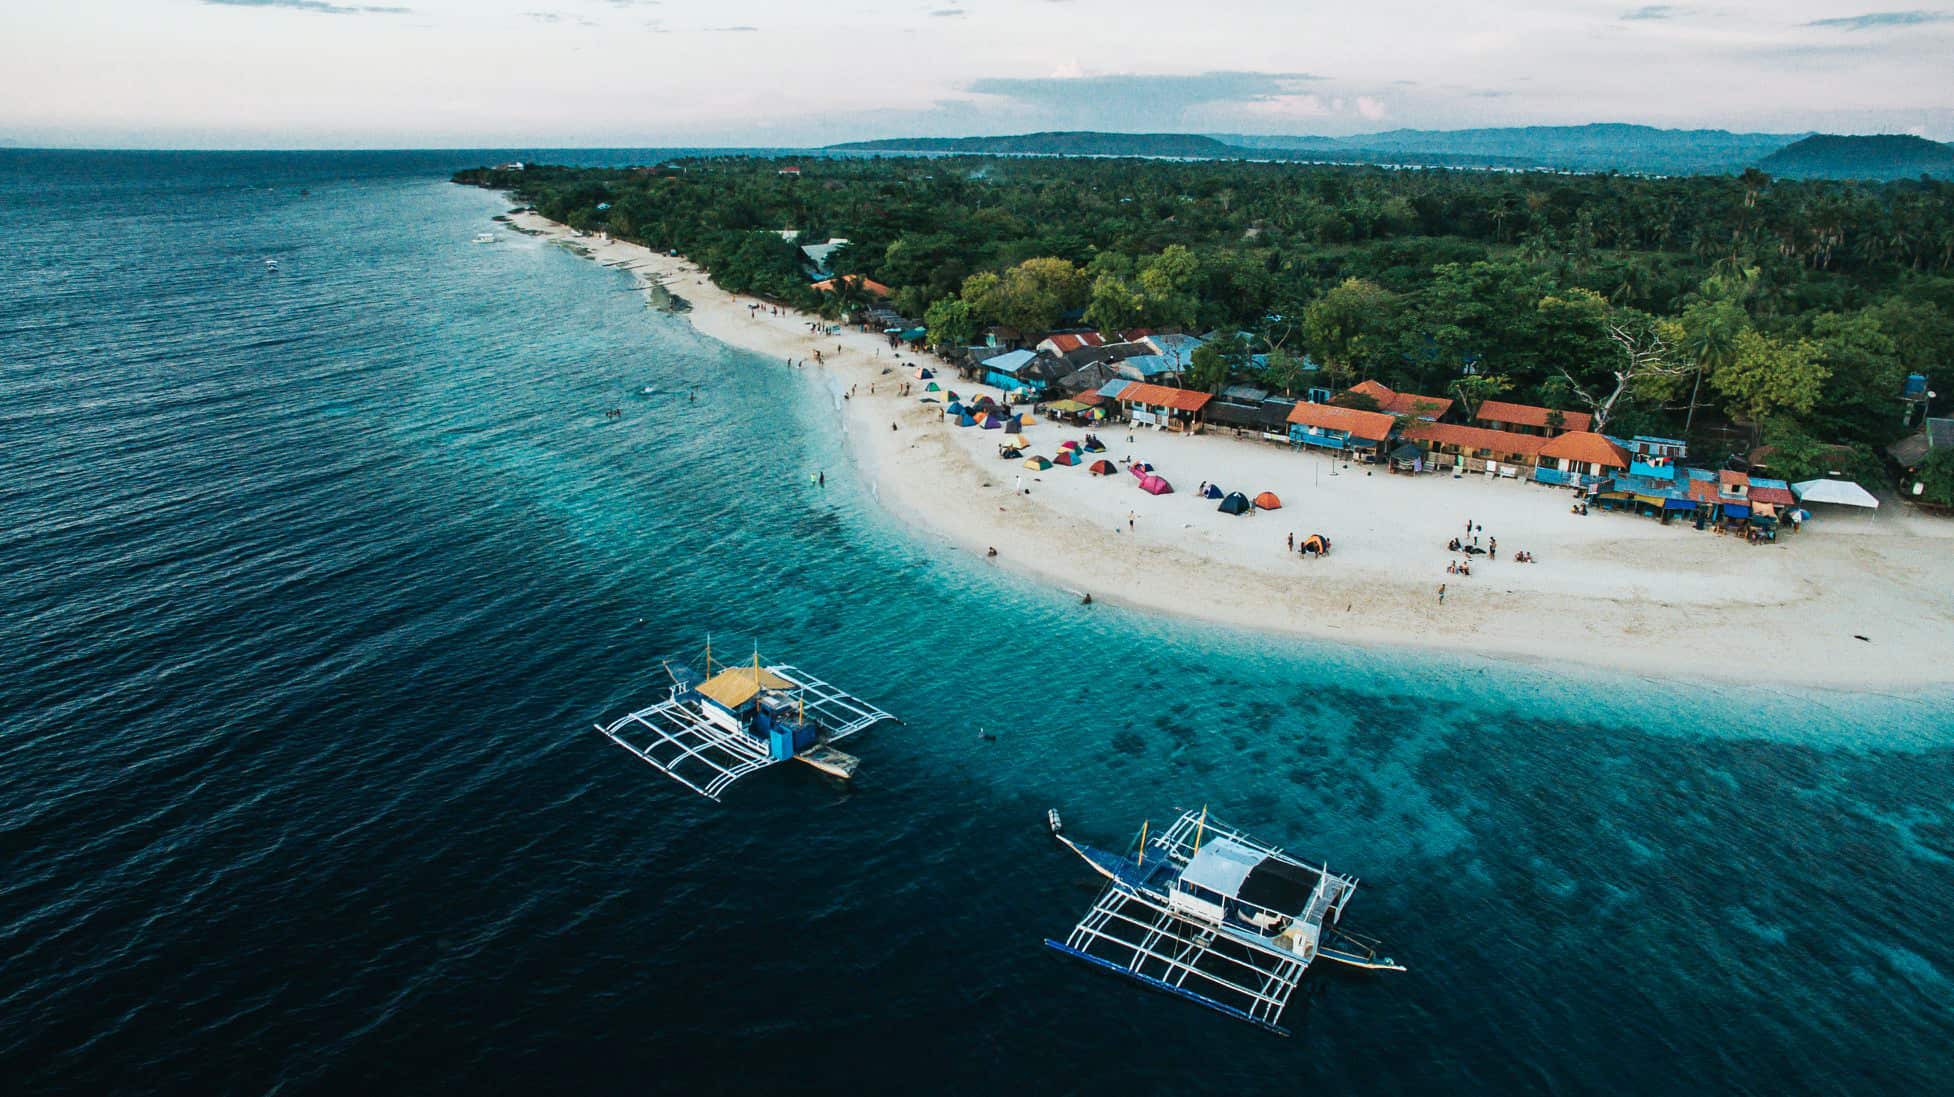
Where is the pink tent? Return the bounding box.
[1059,440,1081,451]
[1129,464,1146,479]
[1138,474,1173,495]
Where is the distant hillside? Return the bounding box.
[833,132,1238,158]
[834,124,1815,175]
[1234,124,1800,175]
[1757,134,1954,180]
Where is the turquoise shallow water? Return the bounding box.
[3,150,1952,1095]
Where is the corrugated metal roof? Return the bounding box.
[1097,379,1134,399]
[981,349,1038,374]
[1286,402,1396,439]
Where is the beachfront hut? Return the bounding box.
[1218,491,1252,515]
[1200,483,1224,499]
[1253,491,1281,510]
[1534,432,1631,487]
[1024,455,1053,470]
[1138,474,1173,495]
[1117,382,1212,433]
[1347,380,1453,421]
[1089,459,1116,475]
[1473,399,1592,437]
[1052,450,1079,466]
[1401,422,1545,477]
[1285,402,1395,457]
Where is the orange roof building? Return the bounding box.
[1473,399,1592,436]
[810,274,891,297]
[1402,422,1547,472]
[1536,431,1632,482]
[1286,401,1397,451]
[1346,380,1454,420]
[1117,382,1211,431]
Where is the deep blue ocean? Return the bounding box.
[3,149,1951,1095]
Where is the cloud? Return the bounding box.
[1619,5,1683,20]
[931,7,965,15]
[966,70,1324,113]
[523,10,597,24]
[1803,10,1954,30]
[202,0,409,12]
[708,24,759,31]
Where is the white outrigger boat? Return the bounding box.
[1046,808,1404,1034]
[595,641,896,800]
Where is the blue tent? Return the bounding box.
[1218,491,1252,515]
[945,402,965,416]
[1201,483,1224,499]
[957,413,977,427]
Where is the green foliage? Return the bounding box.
[1188,343,1230,393]
[924,297,976,348]
[961,257,1086,333]
[1303,278,1396,389]
[1714,330,1828,424]
[1913,447,1954,506]
[1260,348,1309,395]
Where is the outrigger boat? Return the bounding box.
[595,640,896,800]
[1045,808,1404,1034]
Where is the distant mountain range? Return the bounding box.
[829,125,1954,180]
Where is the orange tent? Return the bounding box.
[1253,492,1282,510]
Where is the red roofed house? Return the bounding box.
[1118,382,1212,432]
[1286,402,1397,457]
[1036,331,1108,356]
[810,274,891,298]
[1473,399,1592,436]
[1346,380,1453,421]
[1534,431,1632,486]
[1402,422,1547,477]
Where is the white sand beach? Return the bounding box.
[506,211,1954,691]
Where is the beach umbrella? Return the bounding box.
[925,381,940,392]
[1052,450,1079,466]
[1138,474,1173,495]
[1090,407,1107,420]
[1253,491,1282,510]
[1089,459,1116,475]
[1024,455,1052,470]
[1218,492,1251,515]
[957,413,977,427]
[1200,483,1223,499]
[1059,440,1081,451]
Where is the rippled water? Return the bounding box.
[3,151,1952,1095]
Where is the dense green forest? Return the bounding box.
[456,155,1954,479]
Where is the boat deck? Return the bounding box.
[595,664,894,800]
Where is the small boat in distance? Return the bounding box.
[595,639,897,800]
[1045,807,1403,1034]
[472,232,497,243]
[263,258,279,271]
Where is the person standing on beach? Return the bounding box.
[1287,531,1294,552]
[1438,583,1447,604]
[1128,511,1136,532]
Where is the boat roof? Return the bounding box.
[1180,837,1262,897]
[696,665,796,709]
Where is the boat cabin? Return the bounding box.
[688,663,818,761]
[1168,836,1336,954]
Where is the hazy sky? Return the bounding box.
[3,1,1952,147]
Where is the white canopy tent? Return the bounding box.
[1792,479,1881,509]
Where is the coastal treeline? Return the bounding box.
[455,156,1954,479]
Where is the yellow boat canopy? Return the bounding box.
[696,665,796,710]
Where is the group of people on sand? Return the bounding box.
[1446,517,1535,577]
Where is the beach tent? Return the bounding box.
[1005,415,1024,432]
[1300,534,1331,556]
[1052,450,1079,466]
[982,416,1004,430]
[1004,433,1030,449]
[1253,491,1282,510]
[1059,440,1081,451]
[957,413,977,427]
[1138,474,1174,495]
[925,382,940,392]
[945,390,959,402]
[1200,483,1224,499]
[945,402,965,416]
[914,367,934,379]
[1083,437,1107,452]
[1089,459,1116,475]
[1129,465,1146,479]
[1218,491,1252,515]
[1792,479,1879,508]
[1132,461,1154,474]
[1024,455,1052,470]
[999,446,1023,459]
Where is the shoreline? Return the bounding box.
[497,208,1954,693]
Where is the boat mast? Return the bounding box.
[1193,805,1208,853]
[1137,819,1149,866]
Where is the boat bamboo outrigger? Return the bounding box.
[594,639,897,800]
[1044,807,1404,1035]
